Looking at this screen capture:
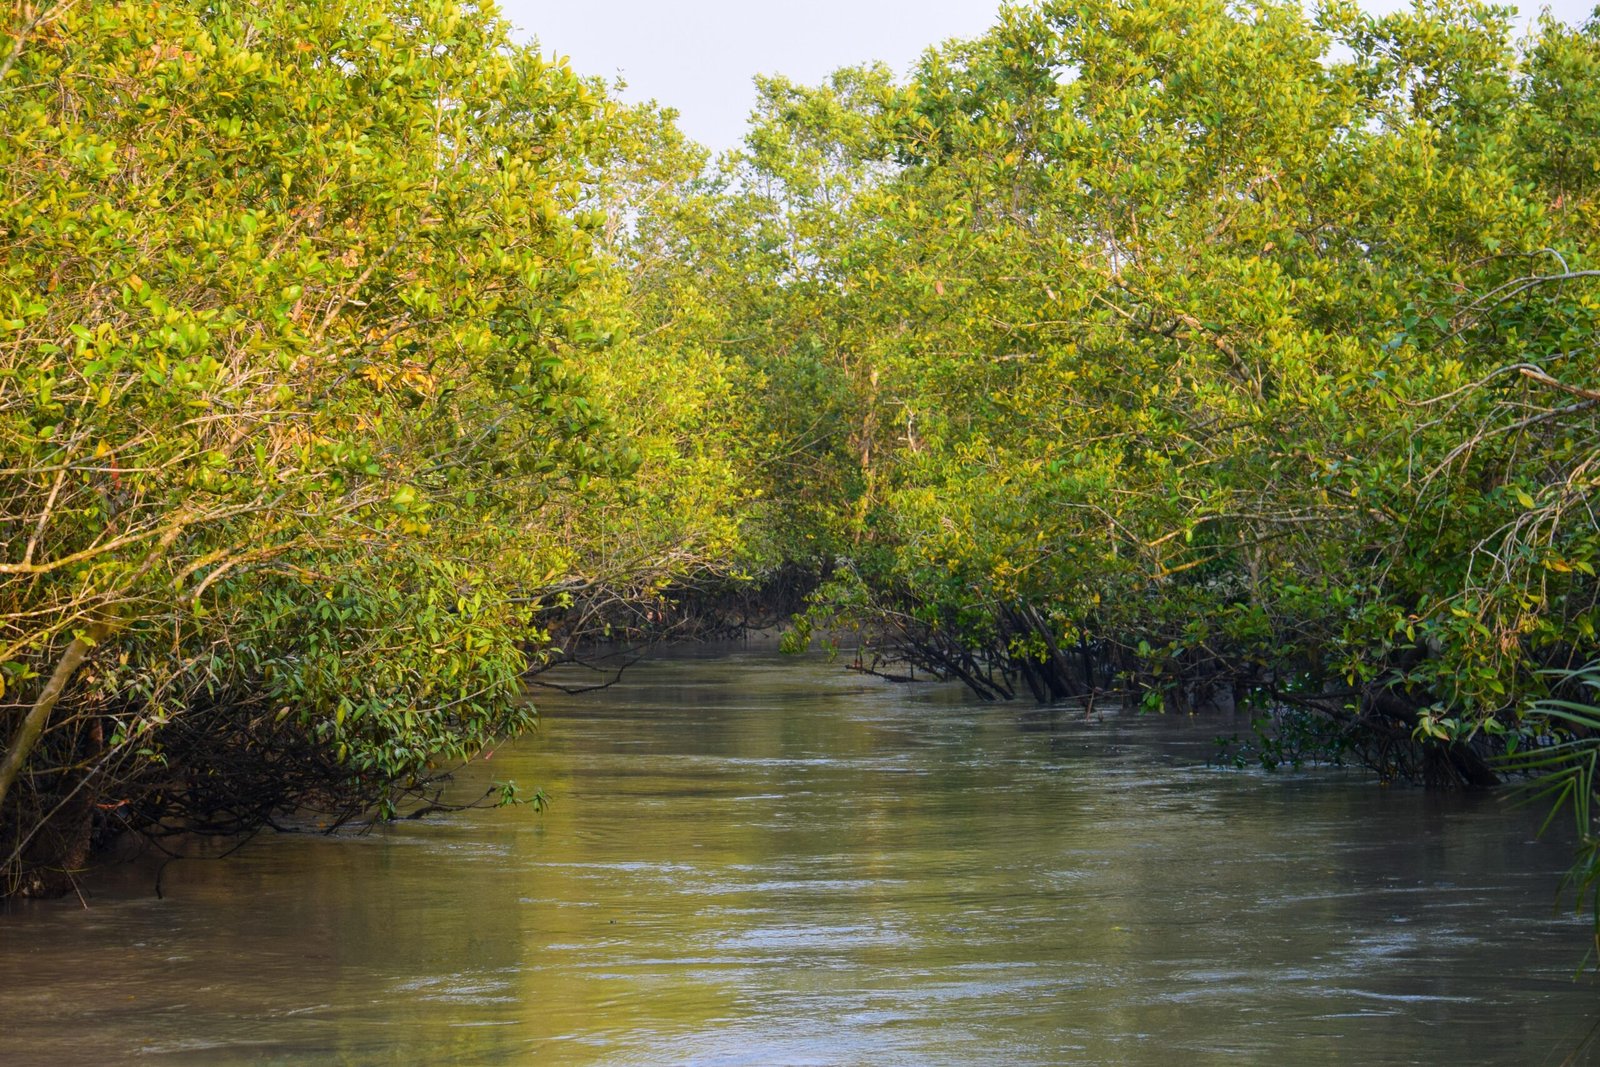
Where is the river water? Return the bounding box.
[2,650,1597,1065]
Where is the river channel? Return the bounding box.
[2,649,1597,1065]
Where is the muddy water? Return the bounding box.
[2,650,1596,1065]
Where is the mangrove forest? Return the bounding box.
[6,0,1600,1022]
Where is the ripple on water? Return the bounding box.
[3,650,1598,1067]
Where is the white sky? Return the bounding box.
[496,0,1598,151]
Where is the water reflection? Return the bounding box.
[2,650,1597,1065]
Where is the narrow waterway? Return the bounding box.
[2,650,1596,1065]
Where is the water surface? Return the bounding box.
[2,650,1596,1064]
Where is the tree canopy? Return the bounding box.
[4,0,1600,905]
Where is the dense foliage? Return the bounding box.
[5,0,1600,907]
[0,0,747,894]
[702,0,1600,791]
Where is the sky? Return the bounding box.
[496,0,1598,152]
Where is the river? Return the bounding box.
[2,649,1597,1065]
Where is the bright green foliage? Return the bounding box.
[523,104,756,605]
[7,0,1600,904]
[715,0,1600,778]
[0,0,736,885]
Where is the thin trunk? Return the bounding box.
[0,625,102,814]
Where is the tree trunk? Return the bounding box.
[0,628,99,814]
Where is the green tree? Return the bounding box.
[742,0,1599,784]
[0,0,624,893]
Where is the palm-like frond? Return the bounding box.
[1499,666,1600,960]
